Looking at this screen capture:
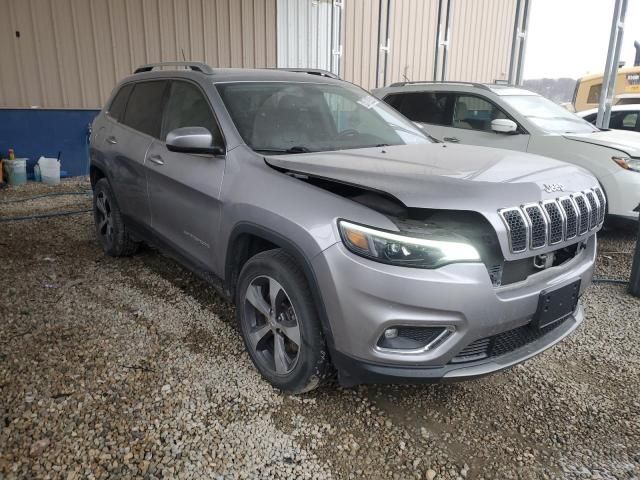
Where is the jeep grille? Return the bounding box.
[499,187,604,254]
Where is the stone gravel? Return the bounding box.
[1,179,639,479]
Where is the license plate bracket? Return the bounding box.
[532,280,581,329]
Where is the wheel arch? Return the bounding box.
[225,222,335,349]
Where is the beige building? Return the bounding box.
[0,0,529,109]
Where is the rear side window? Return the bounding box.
[107,84,133,122]
[384,92,454,125]
[123,81,168,138]
[161,81,223,147]
[587,84,601,104]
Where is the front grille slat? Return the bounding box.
[560,197,578,239]
[543,201,564,244]
[500,209,527,253]
[573,194,590,235]
[524,204,547,249]
[593,187,606,224]
[585,191,599,230]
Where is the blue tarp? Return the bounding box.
[0,109,100,177]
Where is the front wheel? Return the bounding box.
[93,178,139,257]
[236,249,330,393]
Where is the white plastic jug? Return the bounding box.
[38,157,60,185]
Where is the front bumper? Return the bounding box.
[602,168,640,221]
[312,235,596,385]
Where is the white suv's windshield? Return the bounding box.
[502,95,598,134]
[217,82,431,153]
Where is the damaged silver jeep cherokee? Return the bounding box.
[89,63,603,392]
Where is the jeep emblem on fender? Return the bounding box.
[543,183,565,193]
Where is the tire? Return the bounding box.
[93,178,139,257]
[236,249,331,393]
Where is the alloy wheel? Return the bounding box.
[95,191,114,244]
[243,275,301,375]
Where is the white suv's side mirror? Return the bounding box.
[491,118,518,134]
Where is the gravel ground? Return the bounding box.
[1,180,639,480]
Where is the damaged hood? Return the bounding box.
[265,143,598,211]
[563,129,640,157]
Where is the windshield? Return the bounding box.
[502,95,599,134]
[216,82,431,153]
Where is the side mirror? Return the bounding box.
[491,118,518,134]
[166,127,224,155]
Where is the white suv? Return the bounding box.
[373,82,640,224]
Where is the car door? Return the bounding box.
[107,80,169,227]
[438,94,530,150]
[145,79,226,269]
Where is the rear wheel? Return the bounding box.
[236,249,330,393]
[93,178,139,257]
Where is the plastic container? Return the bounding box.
[33,164,42,182]
[5,158,27,186]
[38,157,60,185]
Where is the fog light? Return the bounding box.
[384,328,399,339]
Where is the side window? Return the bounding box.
[384,92,454,125]
[609,111,639,131]
[162,81,224,148]
[453,95,507,131]
[583,113,597,124]
[123,81,168,138]
[107,84,133,123]
[587,84,601,104]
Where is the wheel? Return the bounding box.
[93,178,139,257]
[236,249,331,393]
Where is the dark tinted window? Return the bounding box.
[609,110,639,131]
[162,81,223,147]
[108,83,133,122]
[123,81,168,137]
[384,92,454,125]
[583,113,597,124]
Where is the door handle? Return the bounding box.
[148,154,164,165]
[443,137,459,143]
[106,136,117,144]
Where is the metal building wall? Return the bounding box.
[446,0,516,82]
[340,0,380,90]
[0,0,277,109]
[386,0,439,85]
[277,0,333,71]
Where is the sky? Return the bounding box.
[524,0,640,79]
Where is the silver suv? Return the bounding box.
[90,63,602,393]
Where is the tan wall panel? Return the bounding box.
[447,0,516,82]
[341,0,380,90]
[0,0,277,109]
[387,0,439,85]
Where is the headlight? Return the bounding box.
[338,220,481,269]
[612,156,640,172]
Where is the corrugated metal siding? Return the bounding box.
[446,0,516,82]
[386,0,439,85]
[0,0,277,109]
[341,0,380,90]
[277,0,333,71]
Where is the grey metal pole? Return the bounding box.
[629,204,640,298]
[596,0,628,128]
[508,0,522,84]
[515,0,531,85]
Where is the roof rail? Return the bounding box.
[387,80,491,91]
[134,62,214,75]
[276,68,340,79]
